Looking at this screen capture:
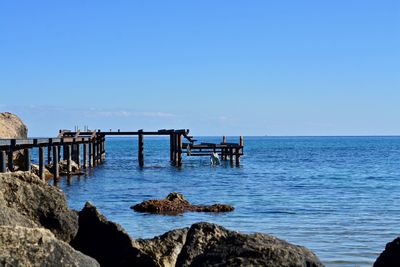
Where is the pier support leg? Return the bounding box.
[83,143,87,168]
[0,151,6,173]
[177,134,182,167]
[8,139,15,172]
[222,136,227,160]
[52,146,59,180]
[88,142,93,167]
[138,130,144,167]
[38,147,45,180]
[66,145,72,173]
[170,134,174,161]
[229,146,234,166]
[235,148,240,166]
[47,139,53,164]
[93,140,97,167]
[76,144,80,166]
[24,148,31,171]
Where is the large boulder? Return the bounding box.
[0,112,28,171]
[0,171,78,242]
[0,225,99,267]
[132,192,234,214]
[0,112,28,139]
[138,228,189,267]
[176,222,324,267]
[374,237,400,267]
[71,202,157,267]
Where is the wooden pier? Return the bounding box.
[0,128,244,179]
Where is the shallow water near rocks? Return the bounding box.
[55,136,400,266]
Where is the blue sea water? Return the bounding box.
[56,136,400,266]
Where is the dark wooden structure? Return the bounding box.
[0,128,244,179]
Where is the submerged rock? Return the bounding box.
[0,171,78,242]
[31,164,53,180]
[0,225,99,267]
[47,160,84,176]
[71,202,157,267]
[131,192,234,214]
[374,237,400,267]
[176,222,324,267]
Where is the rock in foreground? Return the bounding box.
[74,202,323,267]
[0,171,78,243]
[374,237,400,267]
[176,222,323,267]
[0,225,99,267]
[131,192,234,214]
[71,202,157,267]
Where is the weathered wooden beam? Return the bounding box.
[38,146,45,180]
[170,134,174,162]
[52,145,59,180]
[0,151,6,173]
[83,143,87,168]
[88,141,93,167]
[66,144,72,173]
[235,147,240,166]
[229,145,234,165]
[8,139,16,172]
[177,134,182,167]
[47,139,52,164]
[138,130,144,167]
[24,148,31,171]
[92,140,97,167]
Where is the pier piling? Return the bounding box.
[138,130,144,167]
[38,146,45,180]
[0,151,6,173]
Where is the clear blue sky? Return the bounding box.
[0,0,399,136]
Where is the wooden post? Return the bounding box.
[63,144,67,160]
[97,139,101,164]
[53,145,59,179]
[174,134,179,166]
[93,139,97,167]
[24,148,31,171]
[177,134,182,167]
[88,140,93,167]
[8,139,15,172]
[229,145,234,165]
[240,136,244,147]
[235,147,240,166]
[0,151,6,173]
[169,134,174,161]
[47,139,52,164]
[83,143,87,168]
[138,130,144,167]
[66,144,72,173]
[38,146,45,180]
[76,143,80,166]
[222,136,227,160]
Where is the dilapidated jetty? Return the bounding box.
[0,129,244,179]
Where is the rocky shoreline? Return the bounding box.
[1,112,398,266]
[0,171,324,267]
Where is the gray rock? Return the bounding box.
[0,225,99,267]
[176,222,324,267]
[0,112,28,139]
[71,202,157,267]
[0,171,78,242]
[374,237,400,267]
[138,228,189,267]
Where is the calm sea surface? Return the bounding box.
[55,136,400,266]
